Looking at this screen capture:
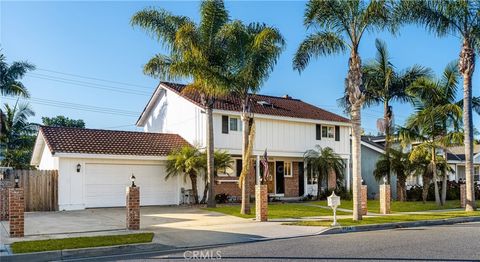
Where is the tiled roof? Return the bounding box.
[39,126,190,156]
[153,82,350,123]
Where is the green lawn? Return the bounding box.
[312,199,480,213]
[11,233,154,254]
[285,211,480,227]
[204,203,348,219]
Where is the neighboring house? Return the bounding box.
[31,81,351,210]
[445,145,480,183]
[359,136,397,200]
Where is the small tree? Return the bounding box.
[304,146,345,199]
[374,148,413,201]
[0,51,35,97]
[199,150,233,204]
[42,115,85,128]
[166,146,203,204]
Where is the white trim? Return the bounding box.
[53,153,168,161]
[30,132,47,166]
[216,179,239,184]
[213,110,352,127]
[361,141,386,154]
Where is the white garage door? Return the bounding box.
[85,163,178,208]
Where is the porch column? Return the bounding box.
[455,164,458,182]
[256,155,261,185]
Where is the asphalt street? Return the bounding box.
[70,222,480,261]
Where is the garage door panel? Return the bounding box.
[85,163,177,208]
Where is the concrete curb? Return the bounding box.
[0,243,174,262]
[320,216,480,235]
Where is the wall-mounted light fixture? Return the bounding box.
[14,175,20,188]
[130,174,136,187]
[76,164,81,173]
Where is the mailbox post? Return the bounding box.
[327,191,341,227]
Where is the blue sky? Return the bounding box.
[1,1,478,135]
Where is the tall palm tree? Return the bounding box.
[400,63,467,206]
[0,52,35,97]
[1,101,36,169]
[361,39,431,186]
[293,0,392,221]
[219,21,285,214]
[396,0,479,211]
[200,150,233,204]
[304,146,345,200]
[166,145,203,204]
[131,0,232,207]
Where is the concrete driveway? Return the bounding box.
[0,206,326,248]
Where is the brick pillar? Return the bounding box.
[361,185,368,215]
[460,184,466,208]
[0,187,9,221]
[126,187,140,230]
[9,188,24,237]
[255,185,268,222]
[380,184,391,214]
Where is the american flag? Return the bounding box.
[261,149,270,183]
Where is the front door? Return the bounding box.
[297,162,304,196]
[276,161,285,194]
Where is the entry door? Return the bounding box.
[297,162,305,196]
[275,161,285,194]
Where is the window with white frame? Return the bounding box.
[229,117,239,131]
[322,125,335,138]
[284,162,293,177]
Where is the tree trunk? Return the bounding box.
[201,181,209,204]
[240,110,251,215]
[431,150,441,206]
[441,151,448,205]
[384,102,391,185]
[459,39,477,211]
[422,174,430,203]
[206,105,216,208]
[189,172,199,204]
[397,173,406,202]
[348,50,364,221]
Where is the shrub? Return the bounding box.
[215,193,229,204]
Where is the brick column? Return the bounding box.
[126,187,140,230]
[361,185,368,215]
[380,184,391,214]
[255,185,268,222]
[0,187,9,221]
[9,188,24,237]
[460,184,466,208]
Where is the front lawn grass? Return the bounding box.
[11,233,154,254]
[285,211,480,227]
[311,199,480,213]
[204,203,348,219]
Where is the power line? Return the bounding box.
[36,68,153,90]
[26,73,151,96]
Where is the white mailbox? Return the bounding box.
[327,191,341,227]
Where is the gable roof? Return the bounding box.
[137,82,350,126]
[446,145,480,162]
[361,136,386,154]
[37,126,190,157]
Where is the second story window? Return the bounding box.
[322,125,335,138]
[230,117,240,131]
[222,115,242,134]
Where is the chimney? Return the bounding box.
[283,94,291,99]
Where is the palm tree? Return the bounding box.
[0,52,35,97]
[200,150,233,204]
[304,146,345,200]
[1,101,36,169]
[374,148,413,201]
[361,39,431,185]
[219,21,285,214]
[396,0,479,211]
[400,63,467,206]
[293,0,392,221]
[166,145,203,204]
[131,0,232,208]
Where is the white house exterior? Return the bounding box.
[31,82,351,210]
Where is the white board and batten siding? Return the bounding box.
[143,88,206,147]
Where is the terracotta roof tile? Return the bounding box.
[40,126,190,156]
[159,82,350,123]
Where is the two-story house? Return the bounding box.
[31,82,351,210]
